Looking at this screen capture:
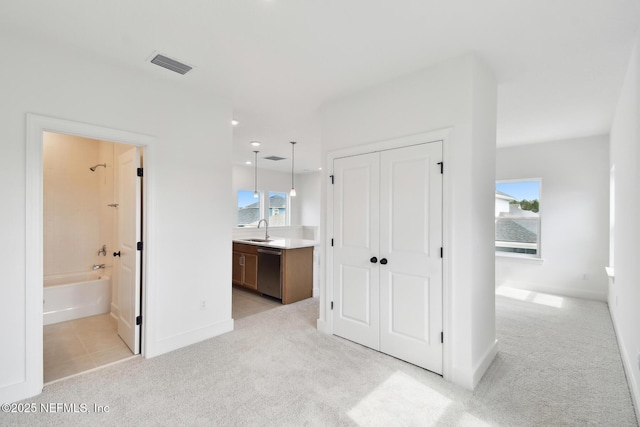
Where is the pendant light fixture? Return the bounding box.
[289,141,297,197]
[253,150,259,198]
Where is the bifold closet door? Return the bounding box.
[379,142,443,374]
[332,152,380,350]
[332,142,443,374]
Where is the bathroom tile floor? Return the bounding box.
[232,286,281,319]
[44,314,133,383]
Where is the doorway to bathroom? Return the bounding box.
[42,131,143,383]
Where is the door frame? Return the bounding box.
[321,128,453,381]
[25,113,155,394]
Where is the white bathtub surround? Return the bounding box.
[44,272,111,325]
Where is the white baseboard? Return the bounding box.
[609,306,640,424]
[110,303,119,320]
[316,318,330,334]
[0,379,42,405]
[473,339,499,388]
[451,339,499,390]
[146,318,234,358]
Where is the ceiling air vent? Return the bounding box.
[264,156,286,161]
[150,53,192,75]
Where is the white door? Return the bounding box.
[379,142,443,373]
[116,147,141,354]
[332,152,380,350]
[332,142,443,373]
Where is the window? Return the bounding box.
[237,190,261,227]
[268,191,288,226]
[495,180,541,256]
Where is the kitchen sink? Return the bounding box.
[242,238,273,243]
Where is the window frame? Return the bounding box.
[495,178,542,259]
[267,190,290,227]
[235,189,292,228]
[236,189,262,227]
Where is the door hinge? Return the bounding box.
[331,238,334,247]
[440,247,443,258]
[137,167,144,177]
[136,315,143,326]
[331,301,334,310]
[137,241,144,251]
[441,332,443,343]
[330,174,334,184]
[437,162,443,174]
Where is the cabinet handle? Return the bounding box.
[370,257,378,264]
[113,251,121,257]
[380,258,388,265]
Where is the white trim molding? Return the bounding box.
[22,113,155,403]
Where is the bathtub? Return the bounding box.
[43,271,112,325]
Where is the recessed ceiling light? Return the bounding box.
[319,167,322,170]
[245,161,252,165]
[250,141,261,147]
[231,119,239,126]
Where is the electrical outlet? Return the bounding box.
[200,300,206,311]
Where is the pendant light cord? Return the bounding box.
[253,151,259,197]
[290,141,297,197]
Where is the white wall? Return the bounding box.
[295,172,322,228]
[495,136,610,301]
[320,54,497,390]
[609,31,640,421]
[0,35,233,403]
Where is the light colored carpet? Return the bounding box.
[3,289,637,426]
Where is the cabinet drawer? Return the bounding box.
[233,242,258,254]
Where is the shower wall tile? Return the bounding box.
[43,132,102,276]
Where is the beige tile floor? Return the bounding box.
[43,314,133,383]
[232,285,281,319]
[43,290,278,383]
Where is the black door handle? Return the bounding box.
[113,251,121,257]
[370,257,378,264]
[380,258,388,265]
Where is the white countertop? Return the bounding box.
[233,237,318,249]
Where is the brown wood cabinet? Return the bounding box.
[232,241,314,304]
[281,246,313,304]
[232,243,258,291]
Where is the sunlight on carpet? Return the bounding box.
[496,286,564,308]
[347,370,490,426]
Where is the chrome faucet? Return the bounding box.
[98,244,107,256]
[257,218,269,240]
[92,264,106,270]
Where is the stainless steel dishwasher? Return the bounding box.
[257,247,282,299]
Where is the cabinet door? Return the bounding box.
[243,253,258,290]
[232,251,244,286]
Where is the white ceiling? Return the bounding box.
[2,0,639,172]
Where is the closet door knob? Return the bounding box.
[380,258,388,265]
[370,257,378,264]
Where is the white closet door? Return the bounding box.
[379,142,443,373]
[332,141,443,374]
[332,152,380,350]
